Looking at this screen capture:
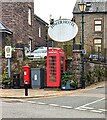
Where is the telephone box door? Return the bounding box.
[47,55,58,87]
[47,48,66,87]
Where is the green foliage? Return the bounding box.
[29,59,46,68]
[63,44,72,59]
[104,67,107,77]
[2,48,5,58]
[5,36,11,46]
[66,59,72,71]
[70,79,78,88]
[61,72,71,85]
[2,71,11,86]
[85,70,94,84]
[85,65,105,85]
[95,66,104,81]
[61,72,78,88]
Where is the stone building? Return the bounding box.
[1,0,47,51]
[73,0,107,56]
[1,0,34,49]
[34,15,48,49]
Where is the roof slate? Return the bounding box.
[73,0,107,13]
[0,21,12,34]
[76,0,107,2]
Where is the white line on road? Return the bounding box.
[75,98,105,113]
[78,98,105,108]
[75,107,87,111]
[37,102,47,105]
[60,106,73,109]
[91,110,103,113]
[81,106,94,110]
[27,101,38,104]
[98,109,107,112]
[49,104,59,107]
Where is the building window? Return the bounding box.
[28,39,32,51]
[95,45,101,52]
[39,26,41,37]
[94,38,101,52]
[94,19,102,32]
[28,8,32,25]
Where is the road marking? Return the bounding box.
[77,98,105,108]
[98,109,107,112]
[75,98,105,113]
[83,98,105,107]
[61,106,73,109]
[81,106,94,110]
[37,102,47,105]
[91,110,103,113]
[49,104,59,107]
[27,101,38,104]
[75,107,86,111]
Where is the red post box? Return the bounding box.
[23,65,30,85]
[47,48,66,87]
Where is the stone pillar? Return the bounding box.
[71,50,82,88]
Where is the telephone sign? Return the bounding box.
[5,46,12,58]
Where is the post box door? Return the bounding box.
[23,66,30,85]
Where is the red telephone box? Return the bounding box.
[23,65,30,85]
[47,48,66,87]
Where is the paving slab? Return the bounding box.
[0,81,105,99]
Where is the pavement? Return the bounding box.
[0,81,105,99]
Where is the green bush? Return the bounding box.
[61,72,78,88]
[95,66,104,82]
[85,70,94,85]
[2,71,11,87]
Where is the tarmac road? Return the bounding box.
[1,82,106,119]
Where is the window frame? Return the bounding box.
[93,38,102,52]
[28,7,32,25]
[38,25,42,38]
[94,19,102,32]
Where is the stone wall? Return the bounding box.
[33,15,47,48]
[85,61,106,86]
[68,52,106,88]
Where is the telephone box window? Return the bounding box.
[49,56,56,82]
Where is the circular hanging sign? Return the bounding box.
[48,19,78,42]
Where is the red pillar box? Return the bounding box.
[22,65,30,85]
[47,48,66,87]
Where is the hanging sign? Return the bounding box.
[48,19,78,42]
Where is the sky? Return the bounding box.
[34,0,77,23]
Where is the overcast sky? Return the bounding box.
[34,0,77,23]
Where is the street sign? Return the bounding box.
[5,46,12,58]
[82,49,86,55]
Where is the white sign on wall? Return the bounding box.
[5,46,12,58]
[48,19,78,42]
